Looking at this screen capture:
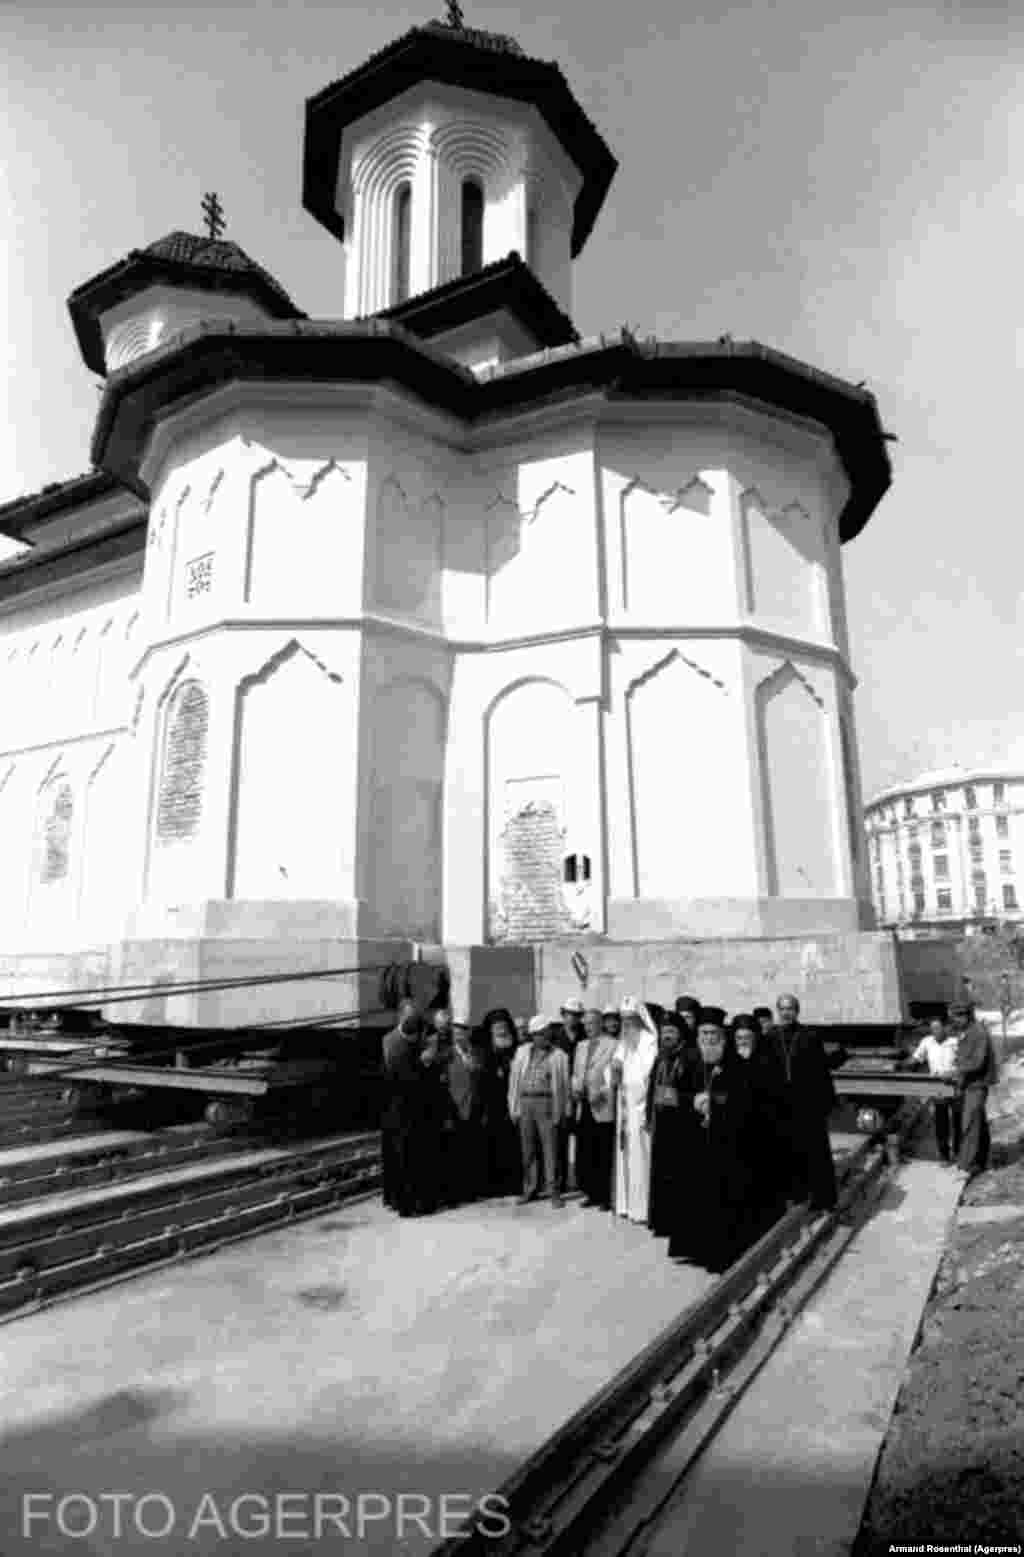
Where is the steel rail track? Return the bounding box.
[0,1130,381,1323]
[0,1123,260,1206]
[431,1104,922,1557]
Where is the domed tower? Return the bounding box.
[303,8,615,368]
[67,226,303,378]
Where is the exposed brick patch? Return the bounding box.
[156,680,208,844]
[491,800,574,943]
[40,782,73,884]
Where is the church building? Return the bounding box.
[0,13,898,1023]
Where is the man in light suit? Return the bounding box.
[508,1016,572,1207]
[571,1007,619,1210]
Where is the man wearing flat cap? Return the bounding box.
[508,1016,572,1206]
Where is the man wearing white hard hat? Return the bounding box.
[508,1016,572,1206]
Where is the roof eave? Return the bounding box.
[90,328,890,543]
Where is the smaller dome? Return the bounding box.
[68,230,304,376]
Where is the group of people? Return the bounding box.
[907,1001,998,1177]
[380,991,844,1274]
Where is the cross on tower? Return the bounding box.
[201,191,226,240]
[443,0,465,28]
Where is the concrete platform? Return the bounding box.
[640,1158,962,1557]
[0,1194,714,1555]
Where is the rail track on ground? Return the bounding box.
[432,1103,924,1557]
[0,1128,381,1323]
[0,1120,279,1207]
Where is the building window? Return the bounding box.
[1003,884,1019,911]
[156,679,209,843]
[908,842,922,866]
[937,889,953,912]
[907,823,919,842]
[392,183,412,305]
[934,854,949,880]
[969,841,984,865]
[931,789,946,813]
[460,178,484,277]
[930,820,946,848]
[999,849,1013,874]
[996,814,1009,839]
[974,882,987,913]
[964,785,977,809]
[912,890,926,915]
[968,814,981,838]
[993,781,1006,805]
[903,796,915,819]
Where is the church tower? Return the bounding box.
[303,8,615,368]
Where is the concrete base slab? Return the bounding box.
[640,1160,962,1557]
[0,1194,713,1556]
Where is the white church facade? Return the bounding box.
[0,17,899,1023]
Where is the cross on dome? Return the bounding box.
[201,191,226,240]
[443,0,466,27]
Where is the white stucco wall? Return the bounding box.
[0,381,871,959]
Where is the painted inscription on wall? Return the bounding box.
[156,680,209,844]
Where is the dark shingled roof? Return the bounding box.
[0,470,132,540]
[303,22,616,259]
[90,323,892,544]
[67,231,305,376]
[376,251,578,349]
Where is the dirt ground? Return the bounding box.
[853,1025,1024,1555]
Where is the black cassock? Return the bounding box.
[482,1047,521,1196]
[667,1053,758,1273]
[380,1025,420,1214]
[737,1043,791,1240]
[767,1024,838,1211]
[646,1047,689,1238]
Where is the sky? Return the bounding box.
[1,0,1022,797]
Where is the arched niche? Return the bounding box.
[367,678,446,939]
[756,662,838,897]
[372,475,442,621]
[486,678,584,942]
[625,649,734,898]
[742,490,826,635]
[229,641,348,901]
[486,480,575,634]
[246,459,353,611]
[618,475,719,621]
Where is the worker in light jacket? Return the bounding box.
[508,1016,572,1207]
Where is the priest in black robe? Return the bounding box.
[646,1013,689,1238]
[731,1012,790,1238]
[667,1009,757,1273]
[767,993,838,1212]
